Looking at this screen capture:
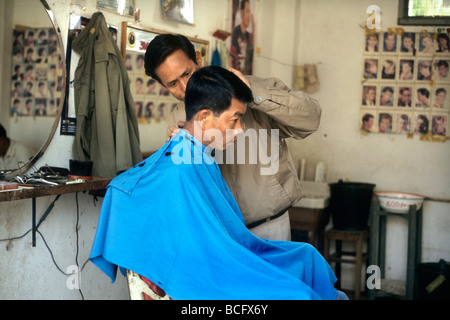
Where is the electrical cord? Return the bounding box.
[0,192,85,300]
[74,192,84,300]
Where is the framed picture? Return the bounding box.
[97,0,135,16]
[160,0,194,25]
[229,0,256,75]
[121,22,209,125]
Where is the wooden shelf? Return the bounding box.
[0,177,112,247]
[0,177,112,202]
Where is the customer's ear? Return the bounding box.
[196,110,211,129]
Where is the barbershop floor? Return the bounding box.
[292,230,367,300]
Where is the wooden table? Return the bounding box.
[289,206,330,253]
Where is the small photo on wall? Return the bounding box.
[155,102,167,119]
[398,59,414,80]
[145,79,159,95]
[34,81,48,99]
[431,114,448,136]
[381,58,396,80]
[362,85,377,106]
[414,85,432,108]
[413,113,430,135]
[24,47,35,64]
[400,32,416,55]
[10,97,23,116]
[394,112,412,134]
[379,86,395,107]
[436,33,450,54]
[377,112,393,133]
[133,77,145,96]
[365,34,380,53]
[417,59,432,81]
[433,59,450,82]
[363,58,379,79]
[22,98,34,115]
[432,87,449,109]
[11,81,22,98]
[360,111,376,133]
[397,85,413,107]
[383,32,397,53]
[135,54,145,74]
[125,54,133,71]
[23,65,35,81]
[34,98,47,116]
[144,101,155,120]
[418,33,435,54]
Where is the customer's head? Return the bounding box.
[0,123,10,156]
[0,123,6,138]
[145,34,202,101]
[184,66,253,150]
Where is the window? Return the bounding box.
[398,0,450,25]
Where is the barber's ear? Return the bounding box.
[195,51,203,68]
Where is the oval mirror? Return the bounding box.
[0,0,66,180]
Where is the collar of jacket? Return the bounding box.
[71,12,117,59]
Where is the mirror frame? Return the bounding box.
[1,0,66,180]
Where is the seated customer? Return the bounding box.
[90,66,340,300]
[0,123,36,170]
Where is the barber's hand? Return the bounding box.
[228,67,251,89]
[166,121,185,141]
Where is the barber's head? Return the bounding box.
[184,66,253,150]
[145,34,202,101]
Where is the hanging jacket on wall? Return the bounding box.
[72,12,142,178]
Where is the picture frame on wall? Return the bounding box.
[121,22,209,125]
[160,0,194,25]
[97,0,135,16]
[229,0,255,75]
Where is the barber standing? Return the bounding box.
[145,34,321,241]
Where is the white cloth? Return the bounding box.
[249,211,292,241]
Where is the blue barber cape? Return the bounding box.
[90,130,338,300]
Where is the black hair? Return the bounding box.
[184,66,253,121]
[240,0,250,10]
[436,88,447,95]
[144,34,197,83]
[417,115,429,134]
[437,60,449,68]
[0,123,7,138]
[417,88,429,98]
[362,113,374,123]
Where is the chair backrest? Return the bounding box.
[126,269,170,300]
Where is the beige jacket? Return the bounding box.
[165,76,321,225]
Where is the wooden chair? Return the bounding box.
[126,270,170,300]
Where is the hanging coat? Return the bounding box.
[72,12,142,177]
